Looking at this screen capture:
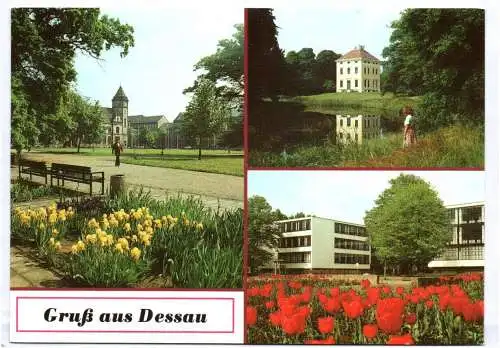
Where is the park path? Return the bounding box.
[12,152,243,211]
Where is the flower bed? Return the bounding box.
[11,193,242,288]
[247,273,483,344]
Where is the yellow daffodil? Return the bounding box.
[196,223,204,231]
[52,228,59,236]
[115,243,124,253]
[54,241,61,251]
[124,223,131,232]
[130,247,141,261]
[85,234,97,244]
[49,237,55,245]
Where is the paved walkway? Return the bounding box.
[12,152,243,210]
[10,246,63,287]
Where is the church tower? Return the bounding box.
[111,86,128,146]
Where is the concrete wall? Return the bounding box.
[311,217,335,268]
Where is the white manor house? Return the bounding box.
[336,45,381,93]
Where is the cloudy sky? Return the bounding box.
[248,171,485,224]
[74,7,242,121]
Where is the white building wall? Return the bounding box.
[336,58,381,93]
[336,115,381,144]
[310,217,335,268]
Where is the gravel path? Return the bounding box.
[12,153,243,210]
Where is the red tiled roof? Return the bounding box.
[338,48,380,62]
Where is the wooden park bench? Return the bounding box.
[18,159,49,184]
[50,163,104,196]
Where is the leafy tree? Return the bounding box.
[364,174,451,276]
[248,195,282,273]
[11,75,39,157]
[11,8,134,151]
[314,50,341,91]
[64,91,104,152]
[184,24,243,103]
[382,9,484,131]
[247,8,287,104]
[219,114,243,150]
[182,79,230,160]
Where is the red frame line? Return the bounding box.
[16,296,235,334]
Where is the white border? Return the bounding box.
[2,0,499,347]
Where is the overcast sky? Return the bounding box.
[74,7,242,121]
[248,171,485,224]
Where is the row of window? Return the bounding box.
[107,127,122,134]
[339,60,378,65]
[279,252,311,264]
[436,246,484,261]
[279,219,311,233]
[334,238,370,251]
[279,236,311,248]
[335,223,367,237]
[334,253,370,265]
[340,67,379,75]
[447,206,483,223]
[339,79,379,89]
[339,118,380,128]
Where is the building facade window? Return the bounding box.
[334,253,369,264]
[347,118,351,127]
[340,68,343,74]
[347,68,351,74]
[280,236,312,248]
[279,252,311,264]
[355,120,358,128]
[116,126,120,134]
[355,67,358,74]
[355,80,358,87]
[280,219,312,233]
[340,119,343,127]
[340,80,343,88]
[334,223,367,237]
[334,238,370,251]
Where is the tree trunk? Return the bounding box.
[383,260,387,279]
[77,137,81,153]
[198,137,202,160]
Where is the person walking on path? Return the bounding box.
[402,106,417,148]
[112,140,123,167]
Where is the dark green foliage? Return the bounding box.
[382,9,484,131]
[11,8,134,150]
[248,195,284,273]
[10,179,57,202]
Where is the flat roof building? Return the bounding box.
[265,216,371,273]
[428,202,484,270]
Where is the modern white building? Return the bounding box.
[336,114,381,144]
[266,217,371,273]
[336,45,381,93]
[428,202,484,270]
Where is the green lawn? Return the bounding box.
[121,157,243,176]
[291,92,423,117]
[20,147,243,176]
[29,147,243,157]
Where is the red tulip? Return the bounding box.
[425,300,434,309]
[361,279,371,289]
[246,306,257,326]
[265,301,275,309]
[324,297,341,313]
[405,313,417,325]
[269,311,281,326]
[342,300,364,319]
[317,316,335,334]
[387,334,415,345]
[396,287,405,295]
[362,324,378,339]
